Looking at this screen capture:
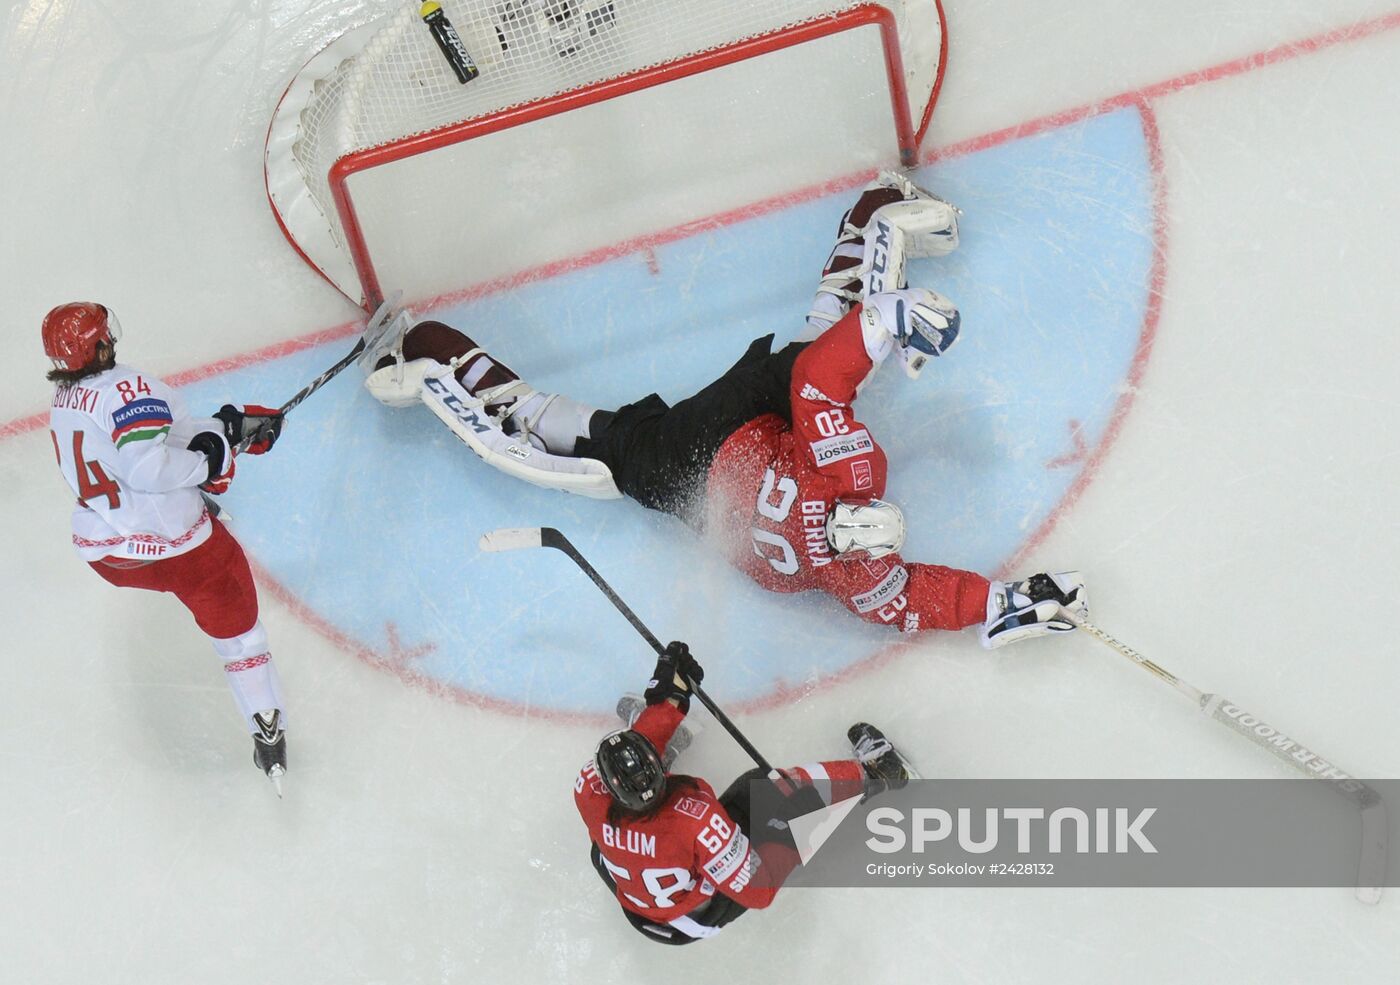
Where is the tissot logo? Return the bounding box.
[810,429,873,466]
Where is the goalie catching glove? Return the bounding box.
[643,641,704,713]
[860,288,962,379]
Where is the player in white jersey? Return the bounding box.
[43,302,290,792]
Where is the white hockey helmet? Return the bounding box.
[827,498,906,559]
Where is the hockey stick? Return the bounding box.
[479,527,779,777]
[1065,611,1387,904]
[234,292,404,452]
[202,297,404,519]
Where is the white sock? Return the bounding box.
[210,621,286,733]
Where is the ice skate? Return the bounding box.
[251,709,287,797]
[848,721,918,792]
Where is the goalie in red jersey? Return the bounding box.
[576,641,912,945]
[366,172,1087,647]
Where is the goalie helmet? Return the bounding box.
[827,498,906,560]
[42,302,121,371]
[595,729,667,813]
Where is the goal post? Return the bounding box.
[266,0,949,310]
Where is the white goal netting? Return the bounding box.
[267,0,944,304]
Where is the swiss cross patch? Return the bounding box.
[673,796,709,820]
[851,459,873,490]
[860,556,890,579]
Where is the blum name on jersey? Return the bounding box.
[49,365,220,562]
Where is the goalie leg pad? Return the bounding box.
[871,169,961,258]
[365,356,437,407]
[419,368,622,499]
[806,173,959,335]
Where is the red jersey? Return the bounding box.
[575,703,781,922]
[706,307,990,633]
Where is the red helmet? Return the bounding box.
[42,302,121,371]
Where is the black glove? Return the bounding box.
[187,429,234,493]
[215,404,284,455]
[643,641,704,712]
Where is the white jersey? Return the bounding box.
[49,364,225,562]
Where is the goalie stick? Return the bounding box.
[1066,611,1387,904]
[479,526,780,779]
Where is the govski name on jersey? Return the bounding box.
[801,500,832,567]
[52,385,100,413]
[602,823,656,857]
[810,429,873,467]
[851,564,909,613]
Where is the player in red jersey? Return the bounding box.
[43,301,290,791]
[365,172,1087,647]
[576,641,912,944]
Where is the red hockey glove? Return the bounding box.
[215,404,284,455]
[201,454,235,495]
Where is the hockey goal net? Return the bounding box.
[266,0,948,310]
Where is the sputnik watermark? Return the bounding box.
[866,862,1057,878]
[754,779,1395,891]
[864,806,1157,854]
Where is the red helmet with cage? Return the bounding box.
[42,302,121,371]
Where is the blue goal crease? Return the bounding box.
[178,106,1154,714]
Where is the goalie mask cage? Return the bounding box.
[266,0,949,310]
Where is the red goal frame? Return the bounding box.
[269,1,949,311]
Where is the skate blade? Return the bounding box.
[896,751,922,782]
[267,764,285,799]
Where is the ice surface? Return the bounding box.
[2,2,1398,983]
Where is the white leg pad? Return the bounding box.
[420,368,622,499]
[860,211,910,297]
[873,199,959,259]
[365,356,436,407]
